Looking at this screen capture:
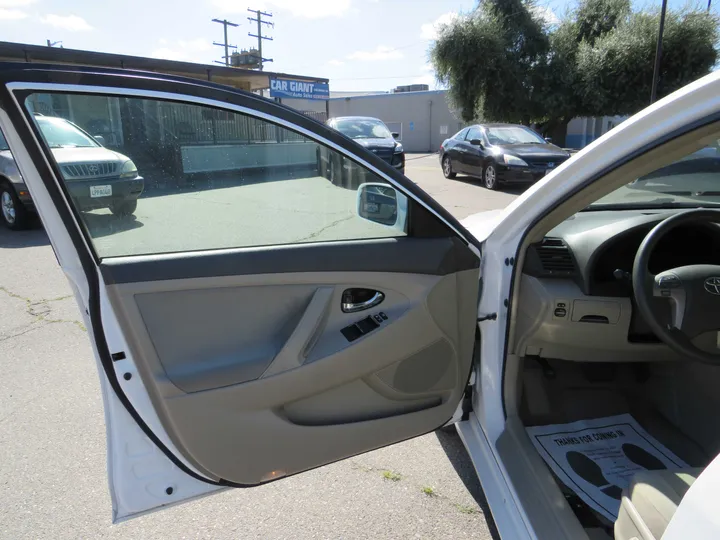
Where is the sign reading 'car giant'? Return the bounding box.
[269,78,329,100]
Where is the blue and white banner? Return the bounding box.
[270,78,329,100]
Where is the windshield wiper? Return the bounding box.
[582,200,720,211]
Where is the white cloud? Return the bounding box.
[210,0,351,18]
[150,38,213,63]
[533,5,559,25]
[347,45,403,61]
[41,14,93,31]
[0,7,25,19]
[420,12,458,41]
[327,59,344,66]
[0,0,35,6]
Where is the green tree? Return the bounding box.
[431,0,718,146]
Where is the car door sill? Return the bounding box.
[456,414,534,539]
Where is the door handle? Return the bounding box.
[341,289,385,313]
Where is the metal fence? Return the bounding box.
[151,101,321,145]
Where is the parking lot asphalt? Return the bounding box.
[0,153,519,539]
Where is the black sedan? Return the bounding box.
[439,123,571,190]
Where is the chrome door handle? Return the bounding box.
[342,291,385,313]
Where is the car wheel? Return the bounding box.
[0,183,30,230]
[442,155,456,179]
[484,163,499,190]
[110,199,137,217]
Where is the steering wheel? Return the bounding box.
[633,209,720,364]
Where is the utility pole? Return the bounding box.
[46,40,62,47]
[247,8,273,70]
[650,0,668,104]
[212,18,238,66]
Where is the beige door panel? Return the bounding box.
[104,268,478,484]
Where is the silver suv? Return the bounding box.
[0,115,144,230]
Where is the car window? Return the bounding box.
[0,128,8,151]
[35,116,100,149]
[485,126,545,145]
[466,127,482,141]
[586,137,720,210]
[334,118,392,139]
[452,128,468,140]
[23,92,407,258]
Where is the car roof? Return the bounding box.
[331,116,384,122]
[474,123,527,129]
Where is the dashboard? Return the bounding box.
[517,209,720,362]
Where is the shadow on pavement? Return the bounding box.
[0,219,49,248]
[436,429,501,540]
[452,174,529,196]
[81,212,144,238]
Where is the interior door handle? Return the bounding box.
[342,289,385,313]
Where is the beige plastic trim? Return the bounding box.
[261,286,334,378]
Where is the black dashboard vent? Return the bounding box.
[537,238,576,274]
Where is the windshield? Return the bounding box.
[486,126,545,145]
[586,142,720,210]
[334,118,392,139]
[36,117,99,149]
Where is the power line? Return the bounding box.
[332,74,425,81]
[247,8,273,71]
[212,18,238,66]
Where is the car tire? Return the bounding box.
[483,163,499,190]
[442,155,456,179]
[110,199,137,217]
[0,182,30,230]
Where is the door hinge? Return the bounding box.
[477,312,497,322]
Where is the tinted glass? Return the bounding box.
[25,93,407,258]
[486,126,545,145]
[334,118,392,139]
[587,139,720,210]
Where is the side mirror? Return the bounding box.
[544,137,552,143]
[356,183,408,230]
[93,135,106,146]
[392,132,400,139]
[470,138,483,147]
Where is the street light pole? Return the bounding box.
[650,0,669,104]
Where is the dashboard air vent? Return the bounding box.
[537,238,575,274]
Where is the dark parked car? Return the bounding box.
[317,116,405,190]
[328,116,404,168]
[439,123,570,190]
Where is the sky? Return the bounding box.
[0,0,714,92]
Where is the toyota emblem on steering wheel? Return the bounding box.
[704,277,720,295]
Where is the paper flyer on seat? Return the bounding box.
[525,414,689,521]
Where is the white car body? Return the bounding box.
[4,66,720,540]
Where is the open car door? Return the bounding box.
[0,64,481,521]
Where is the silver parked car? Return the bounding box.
[0,114,143,230]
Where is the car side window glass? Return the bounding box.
[23,92,408,258]
[453,128,468,140]
[466,127,481,141]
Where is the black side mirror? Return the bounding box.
[470,138,483,147]
[544,137,552,143]
[356,183,408,230]
[392,132,400,139]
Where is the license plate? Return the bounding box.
[364,202,379,213]
[90,185,112,198]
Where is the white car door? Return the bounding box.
[0,64,482,522]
